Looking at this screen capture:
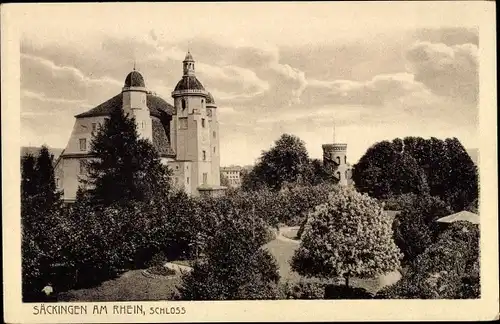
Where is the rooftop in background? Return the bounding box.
[436,210,479,225]
[466,148,478,165]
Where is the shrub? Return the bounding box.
[280,280,327,299]
[377,221,479,299]
[392,194,453,263]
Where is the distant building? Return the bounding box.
[55,52,225,202]
[221,166,244,188]
[322,143,353,186]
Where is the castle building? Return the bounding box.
[55,52,225,202]
[322,143,352,186]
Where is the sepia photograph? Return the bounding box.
[2,2,498,323]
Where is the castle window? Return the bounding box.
[179,117,188,129]
[79,138,87,151]
[181,99,186,110]
[79,160,86,175]
[203,173,208,184]
[92,123,97,132]
[202,150,206,161]
[201,118,205,128]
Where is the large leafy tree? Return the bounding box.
[291,186,402,288]
[244,134,311,191]
[82,107,172,207]
[352,139,429,199]
[353,137,478,211]
[175,200,280,300]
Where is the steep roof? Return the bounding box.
[436,211,479,224]
[74,93,176,158]
[75,93,174,118]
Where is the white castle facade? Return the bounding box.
[54,52,225,202]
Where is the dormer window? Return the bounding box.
[79,138,87,151]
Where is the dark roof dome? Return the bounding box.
[184,51,194,62]
[174,75,205,91]
[206,92,215,104]
[124,70,145,87]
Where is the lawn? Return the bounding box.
[58,269,181,302]
[57,230,394,301]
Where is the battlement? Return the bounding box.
[322,143,348,151]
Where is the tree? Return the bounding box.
[291,186,402,288]
[243,134,311,191]
[392,194,452,264]
[21,147,65,300]
[82,107,172,207]
[352,140,428,199]
[175,201,280,300]
[378,221,479,299]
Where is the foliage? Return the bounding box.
[174,208,281,300]
[352,140,429,200]
[352,137,478,212]
[291,186,402,287]
[82,107,172,207]
[21,147,65,300]
[279,280,327,299]
[392,194,453,263]
[241,134,312,191]
[378,221,479,299]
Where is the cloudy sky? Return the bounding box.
[18,3,480,166]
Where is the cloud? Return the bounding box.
[302,72,431,107]
[413,27,479,46]
[406,41,478,104]
[22,90,88,104]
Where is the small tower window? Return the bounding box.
[79,138,87,151]
[181,99,186,110]
[214,146,216,153]
[55,177,60,188]
[213,131,216,138]
[344,156,347,164]
[337,171,341,179]
[203,173,208,184]
[336,156,341,164]
[187,177,190,184]
[201,118,205,128]
[202,150,206,161]
[201,99,204,106]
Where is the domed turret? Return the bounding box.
[172,51,208,98]
[124,70,146,88]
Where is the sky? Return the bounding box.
[18,3,480,166]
